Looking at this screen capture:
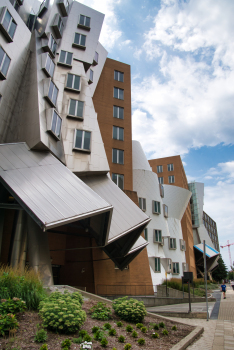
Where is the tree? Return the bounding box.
[228,270,234,280]
[212,255,228,282]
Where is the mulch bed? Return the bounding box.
[0,298,195,350]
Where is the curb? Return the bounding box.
[170,326,204,350]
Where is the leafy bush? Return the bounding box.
[172,325,177,330]
[48,290,83,306]
[118,335,125,343]
[72,337,83,344]
[89,302,111,321]
[79,330,88,337]
[124,344,132,350]
[136,323,143,329]
[152,332,159,338]
[100,338,108,347]
[162,329,169,335]
[159,322,165,328]
[132,330,138,338]
[153,324,159,330]
[39,345,48,350]
[138,338,145,345]
[126,325,133,332]
[104,322,111,329]
[34,325,47,343]
[92,326,99,333]
[112,348,117,350]
[61,339,72,348]
[0,266,47,310]
[0,297,27,315]
[113,297,147,323]
[0,313,19,336]
[39,291,86,334]
[116,321,123,327]
[83,334,92,342]
[93,329,107,341]
[141,326,147,333]
[108,328,117,336]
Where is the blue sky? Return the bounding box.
[81,0,234,270]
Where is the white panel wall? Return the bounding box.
[163,184,191,220]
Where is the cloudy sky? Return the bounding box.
[81,0,234,270]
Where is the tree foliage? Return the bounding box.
[212,255,228,281]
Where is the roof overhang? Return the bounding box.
[194,243,219,258]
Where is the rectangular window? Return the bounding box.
[74,130,91,151]
[44,54,55,77]
[113,106,124,119]
[50,110,62,139]
[172,262,179,274]
[163,204,168,218]
[139,197,146,211]
[168,175,175,183]
[114,70,124,82]
[154,230,162,243]
[182,263,188,272]
[57,0,70,17]
[52,13,64,38]
[47,80,58,107]
[68,99,84,119]
[180,239,186,251]
[112,173,124,190]
[0,46,11,79]
[113,126,124,141]
[0,8,17,42]
[157,165,163,173]
[159,184,164,198]
[73,33,86,49]
[169,238,176,249]
[112,149,124,164]
[114,87,124,100]
[152,200,161,214]
[158,177,163,184]
[144,228,148,241]
[66,74,81,92]
[167,163,174,171]
[78,15,91,30]
[89,69,93,84]
[48,34,57,57]
[155,257,161,272]
[59,50,73,66]
[93,51,98,65]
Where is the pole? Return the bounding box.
[165,271,168,297]
[203,240,209,321]
[188,281,191,313]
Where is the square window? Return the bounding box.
[114,70,124,82]
[0,46,11,79]
[0,8,17,42]
[50,110,62,139]
[73,129,91,152]
[157,165,163,173]
[42,53,55,78]
[68,99,84,119]
[113,126,124,141]
[168,175,175,183]
[155,257,161,272]
[167,163,174,171]
[144,228,148,241]
[154,230,162,243]
[169,238,176,249]
[78,14,91,30]
[73,32,86,49]
[172,262,179,274]
[152,200,161,214]
[113,105,124,119]
[58,50,73,66]
[158,177,163,184]
[163,204,168,218]
[45,80,58,107]
[65,73,81,92]
[112,148,124,164]
[114,87,124,100]
[139,197,146,211]
[112,173,124,190]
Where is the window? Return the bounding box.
[78,15,91,30]
[163,204,168,218]
[68,99,84,119]
[139,197,146,211]
[158,177,163,184]
[154,230,162,243]
[43,54,55,77]
[73,32,86,49]
[46,80,58,107]
[114,87,124,100]
[73,130,91,152]
[112,173,124,190]
[10,0,22,12]
[93,51,98,65]
[59,51,73,66]
[167,163,174,171]
[65,74,81,92]
[52,13,64,39]
[157,165,163,173]
[155,257,161,272]
[114,70,124,82]
[144,228,148,241]
[88,69,93,84]
[172,262,179,274]
[49,110,62,139]
[169,238,176,249]
[112,149,124,164]
[0,46,11,79]
[152,200,161,214]
[168,175,175,183]
[113,106,124,119]
[113,126,124,141]
[159,184,164,198]
[182,263,188,272]
[57,0,70,17]
[0,8,17,42]
[48,34,57,57]
[180,239,186,251]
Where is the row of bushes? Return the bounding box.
[161,277,215,292]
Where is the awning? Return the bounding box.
[0,143,113,238]
[194,243,219,258]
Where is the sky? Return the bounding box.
[80,0,234,271]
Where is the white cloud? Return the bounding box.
[206,161,234,180]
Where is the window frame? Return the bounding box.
[157,165,163,173]
[112,148,124,165]
[159,184,164,198]
[78,14,91,31]
[167,163,174,171]
[163,204,168,218]
[152,200,161,214]
[45,79,59,108]
[169,238,177,250]
[112,173,124,190]
[0,46,11,80]
[67,99,84,120]
[48,110,62,140]
[65,73,81,93]
[73,32,86,50]
[168,175,175,184]
[114,70,124,82]
[180,239,186,251]
[0,7,17,42]
[52,13,64,39]
[158,177,163,184]
[114,87,124,100]
[113,105,124,119]
[88,69,93,84]
[42,53,55,78]
[155,257,161,273]
[172,262,180,274]
[73,129,91,153]
[58,50,73,67]
[139,197,146,211]
[144,228,148,241]
[93,51,98,65]
[154,229,162,243]
[113,126,124,141]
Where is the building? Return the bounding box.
[0,0,153,294]
[148,156,197,277]
[203,211,219,252]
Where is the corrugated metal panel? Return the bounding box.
[127,236,148,255]
[0,143,113,229]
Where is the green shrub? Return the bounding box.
[104,322,111,329]
[162,329,169,335]
[92,326,99,333]
[113,297,147,323]
[0,297,27,315]
[132,330,138,338]
[83,334,92,342]
[136,323,143,329]
[61,339,72,348]
[153,323,159,330]
[39,291,86,334]
[47,290,83,306]
[34,325,47,343]
[112,348,117,350]
[126,325,133,332]
[39,345,48,350]
[89,302,111,321]
[124,344,132,350]
[79,330,88,337]
[141,326,147,333]
[116,321,123,327]
[93,329,107,341]
[0,313,19,336]
[100,338,108,347]
[118,335,125,343]
[138,338,145,345]
[172,325,177,330]
[0,266,47,310]
[72,337,83,344]
[159,322,165,328]
[152,332,159,338]
[108,328,117,336]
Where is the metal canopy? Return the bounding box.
[194,243,219,258]
[0,143,113,231]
